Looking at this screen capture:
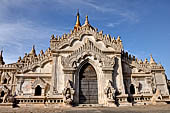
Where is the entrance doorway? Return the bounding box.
[35,85,42,96]
[0,91,4,97]
[79,63,98,104]
[130,84,135,94]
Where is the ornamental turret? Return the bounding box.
[0,50,5,65]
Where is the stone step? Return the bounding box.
[77,104,104,108]
[0,103,13,108]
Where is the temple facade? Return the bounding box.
[0,12,169,107]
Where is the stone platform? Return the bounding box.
[0,103,13,108]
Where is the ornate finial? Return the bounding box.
[29,45,36,57]
[150,54,156,65]
[158,62,163,69]
[144,58,148,64]
[138,59,143,64]
[85,15,89,25]
[117,36,122,42]
[40,50,44,55]
[32,45,35,51]
[74,9,81,29]
[0,50,5,65]
[17,56,22,62]
[51,34,55,39]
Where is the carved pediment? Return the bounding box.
[32,77,46,89]
[61,39,115,70]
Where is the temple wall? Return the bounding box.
[154,72,169,95]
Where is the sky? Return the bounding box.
[0,0,170,78]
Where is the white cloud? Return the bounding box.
[0,20,68,64]
[106,19,126,28]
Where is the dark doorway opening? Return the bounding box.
[130,84,135,94]
[0,91,5,103]
[79,63,98,104]
[0,91,4,97]
[35,85,42,96]
[3,78,7,84]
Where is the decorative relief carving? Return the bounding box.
[17,77,24,96]
[0,85,11,103]
[2,88,9,103]
[1,72,11,84]
[104,80,116,100]
[62,80,75,105]
[32,77,46,89]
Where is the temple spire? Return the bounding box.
[150,54,156,65]
[0,50,5,65]
[74,9,81,29]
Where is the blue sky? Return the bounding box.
[0,0,170,78]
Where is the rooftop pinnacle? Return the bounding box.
[0,50,5,65]
[29,45,36,57]
[150,54,156,65]
[74,9,81,29]
[85,15,89,25]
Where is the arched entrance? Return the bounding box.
[79,63,98,104]
[35,85,42,96]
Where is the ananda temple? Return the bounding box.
[0,11,169,107]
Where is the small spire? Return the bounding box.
[51,34,55,39]
[144,58,148,64]
[0,50,5,65]
[138,59,143,64]
[74,9,81,29]
[150,54,156,65]
[117,36,122,42]
[82,14,94,30]
[29,45,36,57]
[85,15,89,25]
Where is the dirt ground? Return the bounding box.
[0,104,170,113]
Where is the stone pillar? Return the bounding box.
[114,55,125,95]
[50,53,58,95]
[10,71,16,96]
